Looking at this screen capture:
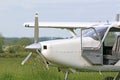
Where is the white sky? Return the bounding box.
[0,0,120,38]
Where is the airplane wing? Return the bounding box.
[23,12,120,39]
[23,22,103,28]
[23,13,120,29]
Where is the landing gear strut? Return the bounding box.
[58,68,76,80]
[113,72,120,80]
[104,72,120,80]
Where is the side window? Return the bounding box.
[104,32,115,46]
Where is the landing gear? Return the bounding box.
[104,72,120,80]
[58,67,76,80]
[113,72,120,80]
[104,77,114,80]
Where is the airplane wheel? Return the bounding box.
[104,76,114,80]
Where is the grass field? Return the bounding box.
[0,57,117,80]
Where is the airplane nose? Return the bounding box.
[25,43,41,49]
[23,43,49,69]
[21,43,41,65]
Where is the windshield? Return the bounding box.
[83,27,108,40]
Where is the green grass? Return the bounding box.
[0,58,117,80]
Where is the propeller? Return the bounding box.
[36,49,49,69]
[21,52,32,65]
[34,12,39,43]
[21,13,49,69]
[21,13,39,65]
[24,12,40,50]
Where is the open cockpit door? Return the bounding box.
[81,19,120,65]
[81,26,108,65]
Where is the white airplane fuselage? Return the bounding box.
[40,37,99,70]
[22,13,120,80]
[39,37,120,72]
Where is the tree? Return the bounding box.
[0,34,4,53]
[5,37,32,53]
[17,37,32,46]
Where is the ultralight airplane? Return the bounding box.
[21,13,120,80]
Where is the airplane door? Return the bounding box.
[82,47,103,65]
[81,27,104,65]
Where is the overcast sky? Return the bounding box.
[0,0,120,38]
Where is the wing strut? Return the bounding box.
[67,29,77,37]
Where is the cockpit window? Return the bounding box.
[82,27,108,40]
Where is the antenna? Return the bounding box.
[115,14,120,22]
[34,13,39,43]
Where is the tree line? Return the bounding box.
[1,37,32,54]
[0,34,63,54]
